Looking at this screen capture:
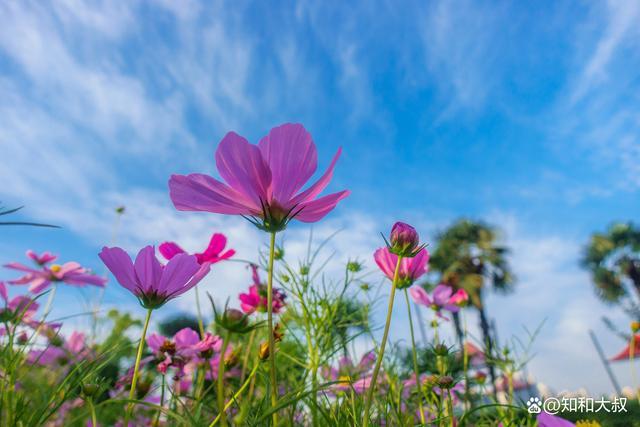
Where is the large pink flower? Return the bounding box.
[5,254,106,294]
[374,247,429,289]
[159,233,235,265]
[169,123,349,231]
[98,246,210,309]
[238,264,286,314]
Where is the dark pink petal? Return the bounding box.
[169,173,257,214]
[410,286,432,307]
[406,248,429,281]
[374,247,396,280]
[134,246,163,294]
[0,281,7,302]
[258,123,318,203]
[98,247,138,295]
[215,131,272,208]
[294,190,350,223]
[290,148,342,206]
[159,242,185,261]
[158,254,201,297]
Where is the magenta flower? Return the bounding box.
[239,264,287,314]
[159,232,235,265]
[5,254,106,294]
[98,246,210,309]
[537,412,575,427]
[374,247,429,289]
[169,123,349,232]
[146,328,219,376]
[410,284,467,320]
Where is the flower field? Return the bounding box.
[2,124,637,427]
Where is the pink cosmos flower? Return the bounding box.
[410,284,467,320]
[374,247,430,289]
[238,264,287,314]
[5,255,106,294]
[537,412,575,427]
[169,123,349,231]
[146,328,219,377]
[99,246,210,309]
[159,233,235,265]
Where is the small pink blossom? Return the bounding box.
[238,264,287,314]
[159,233,235,265]
[410,284,466,320]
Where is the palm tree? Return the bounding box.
[582,222,640,308]
[429,219,515,395]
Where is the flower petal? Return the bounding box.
[258,123,317,203]
[159,242,185,261]
[294,190,350,223]
[158,254,201,298]
[406,248,429,281]
[215,131,271,208]
[169,173,257,214]
[409,286,432,306]
[98,247,138,294]
[432,284,453,306]
[290,147,342,205]
[134,246,163,294]
[374,247,396,280]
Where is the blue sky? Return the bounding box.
[1,0,639,395]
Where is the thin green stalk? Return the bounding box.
[87,398,98,427]
[363,255,403,427]
[217,331,231,427]
[266,231,279,425]
[153,375,166,427]
[447,389,455,427]
[195,285,206,337]
[209,363,260,427]
[124,308,153,425]
[404,289,426,425]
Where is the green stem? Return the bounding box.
[404,289,426,425]
[88,398,98,427]
[153,375,166,427]
[125,308,153,425]
[195,285,206,337]
[267,231,279,425]
[209,363,260,427]
[363,255,403,427]
[217,331,231,427]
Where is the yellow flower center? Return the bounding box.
[50,264,62,273]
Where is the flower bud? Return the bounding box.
[274,246,285,260]
[475,371,487,385]
[631,321,640,333]
[82,383,100,397]
[389,222,420,256]
[347,260,363,273]
[437,375,454,389]
[259,341,270,361]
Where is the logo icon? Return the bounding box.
[527,397,542,414]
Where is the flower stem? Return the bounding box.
[125,308,153,425]
[195,284,206,338]
[363,255,403,427]
[404,289,426,425]
[217,331,231,427]
[267,231,279,425]
[209,363,260,427]
[87,397,98,427]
